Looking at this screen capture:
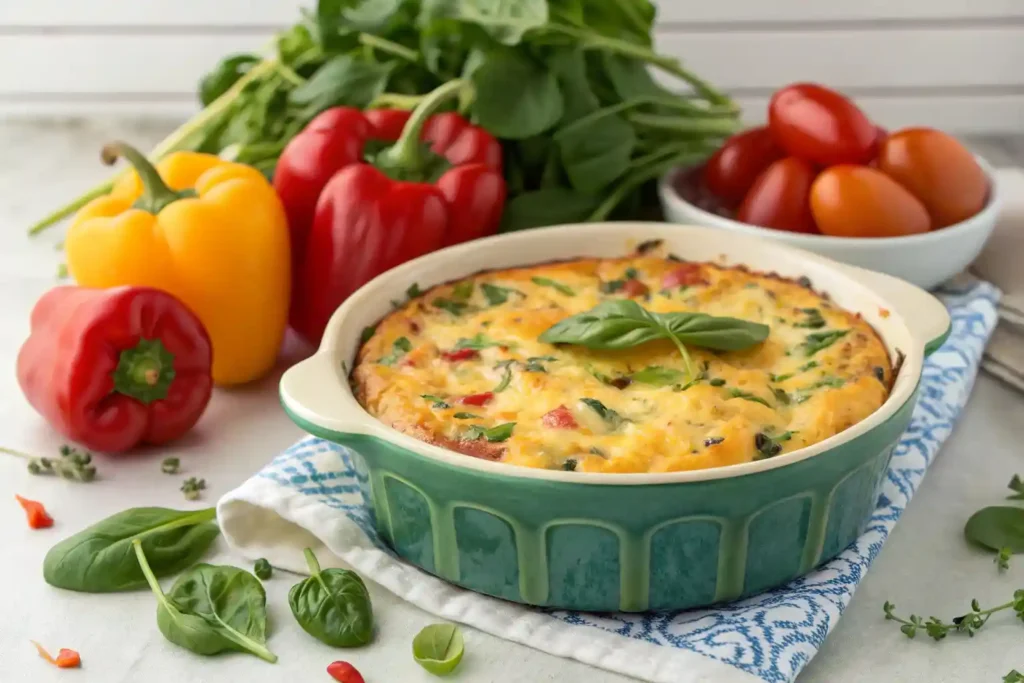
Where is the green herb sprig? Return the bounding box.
[2,444,97,482]
[181,477,207,501]
[883,593,1024,641]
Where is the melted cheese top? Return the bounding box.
[352,256,891,474]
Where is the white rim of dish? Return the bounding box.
[657,154,1002,248]
[285,222,935,486]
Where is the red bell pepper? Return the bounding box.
[274,80,506,346]
[16,286,213,453]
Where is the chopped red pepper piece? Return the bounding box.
[460,392,494,406]
[327,661,365,683]
[441,348,480,362]
[32,641,80,668]
[622,279,649,298]
[662,264,708,289]
[542,405,578,429]
[16,495,53,529]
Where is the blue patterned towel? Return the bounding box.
[218,279,999,683]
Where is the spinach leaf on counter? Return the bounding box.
[134,541,277,662]
[43,507,219,593]
[289,548,374,648]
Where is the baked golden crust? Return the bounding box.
[352,255,891,474]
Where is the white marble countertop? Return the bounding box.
[1,119,1023,683]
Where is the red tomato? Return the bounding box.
[440,348,479,362]
[327,661,365,683]
[810,165,931,238]
[542,405,578,429]
[702,127,784,206]
[622,279,649,298]
[661,263,708,289]
[737,157,818,233]
[878,127,988,228]
[768,84,876,165]
[460,392,494,406]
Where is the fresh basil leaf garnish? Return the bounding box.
[630,365,685,386]
[433,298,468,316]
[465,423,516,442]
[579,398,626,429]
[801,330,849,356]
[728,388,771,408]
[421,394,450,409]
[379,337,412,366]
[481,283,524,306]
[453,334,512,351]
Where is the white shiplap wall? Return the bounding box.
[0,0,1022,132]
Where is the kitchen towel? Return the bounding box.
[974,168,1024,391]
[218,279,999,683]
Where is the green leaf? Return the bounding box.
[493,363,513,392]
[728,388,771,408]
[481,283,524,305]
[801,330,849,357]
[379,337,413,366]
[630,366,685,386]
[600,54,674,102]
[289,55,396,112]
[1007,474,1024,500]
[557,113,636,193]
[539,299,769,352]
[359,325,377,344]
[412,623,465,675]
[549,49,600,123]
[499,188,601,232]
[451,281,474,300]
[453,412,478,419]
[465,422,516,442]
[965,507,1024,553]
[421,0,548,45]
[454,334,512,350]
[199,54,260,107]
[43,507,219,593]
[433,298,468,316]
[471,51,563,139]
[531,276,575,296]
[421,394,451,408]
[579,398,626,429]
[289,548,374,648]
[134,543,277,663]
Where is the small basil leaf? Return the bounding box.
[481,283,523,306]
[454,334,511,351]
[289,548,374,648]
[359,325,377,345]
[412,623,465,676]
[728,388,771,408]
[965,507,1024,553]
[579,398,626,429]
[44,507,219,593]
[466,422,516,442]
[493,364,513,392]
[379,337,412,366]
[451,281,474,301]
[801,330,849,356]
[433,298,468,316]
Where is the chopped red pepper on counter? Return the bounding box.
[460,392,494,406]
[32,641,81,668]
[542,405,578,429]
[16,495,53,529]
[275,79,506,347]
[16,286,213,453]
[327,660,365,683]
[441,349,480,363]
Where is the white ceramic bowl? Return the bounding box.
[657,157,1001,291]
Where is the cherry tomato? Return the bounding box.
[810,165,931,238]
[878,127,988,228]
[702,127,784,206]
[737,157,818,234]
[768,84,876,166]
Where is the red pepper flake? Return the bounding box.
[15,495,53,529]
[879,307,891,319]
[542,405,578,429]
[460,392,494,406]
[622,279,649,298]
[327,660,365,683]
[440,348,480,362]
[662,263,708,289]
[32,641,81,668]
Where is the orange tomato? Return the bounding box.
[810,166,931,238]
[878,127,988,228]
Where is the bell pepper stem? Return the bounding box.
[378,79,468,171]
[102,142,195,215]
[112,338,176,404]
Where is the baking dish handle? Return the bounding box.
[279,352,376,439]
[838,264,951,356]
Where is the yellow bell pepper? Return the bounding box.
[65,142,290,386]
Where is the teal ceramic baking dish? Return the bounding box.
[280,222,950,612]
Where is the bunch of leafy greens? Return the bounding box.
[30,0,738,235]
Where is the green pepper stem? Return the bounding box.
[377,79,468,171]
[303,547,321,575]
[101,142,194,215]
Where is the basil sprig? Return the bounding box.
[538,300,769,380]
